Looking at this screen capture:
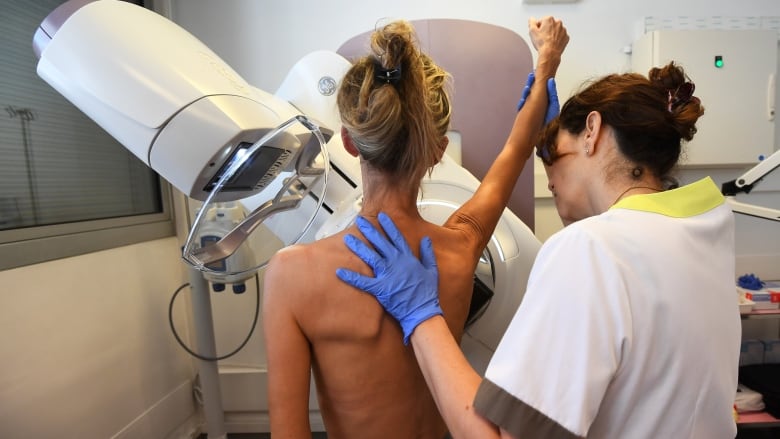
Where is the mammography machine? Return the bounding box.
[33,1,541,436]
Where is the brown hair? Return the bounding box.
[537,62,704,181]
[337,20,452,183]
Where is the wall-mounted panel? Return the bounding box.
[632,30,777,166]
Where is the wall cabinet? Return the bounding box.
[632,30,777,166]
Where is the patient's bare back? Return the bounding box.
[266,218,479,438]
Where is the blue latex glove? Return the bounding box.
[738,273,765,290]
[516,72,535,111]
[336,212,442,345]
[517,72,560,124]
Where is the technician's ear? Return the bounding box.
[341,126,360,157]
[584,111,603,155]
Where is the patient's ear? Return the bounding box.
[434,136,449,164]
[341,126,360,157]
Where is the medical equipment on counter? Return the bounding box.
[33,1,541,435]
[722,148,780,222]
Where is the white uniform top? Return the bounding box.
[474,177,741,438]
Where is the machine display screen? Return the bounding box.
[204,142,287,192]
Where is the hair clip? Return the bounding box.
[667,81,695,112]
[374,62,402,85]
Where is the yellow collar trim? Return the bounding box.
[610,177,724,218]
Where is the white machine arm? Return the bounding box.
[722,149,780,222]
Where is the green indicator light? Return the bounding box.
[714,55,724,68]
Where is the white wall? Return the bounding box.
[0,237,199,439]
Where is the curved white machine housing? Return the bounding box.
[33,0,329,203]
[422,159,540,374]
[32,0,542,426]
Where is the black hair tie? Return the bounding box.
[374,61,402,85]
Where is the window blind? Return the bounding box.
[0,0,161,230]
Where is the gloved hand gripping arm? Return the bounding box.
[336,213,441,344]
[517,71,560,124]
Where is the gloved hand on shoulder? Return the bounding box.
[336,212,442,345]
[517,71,560,124]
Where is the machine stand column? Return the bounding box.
[187,265,227,439]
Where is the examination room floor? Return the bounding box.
[206,430,773,438]
[190,427,776,437]
[224,429,780,438]
[199,434,328,438]
[191,427,780,438]
[737,429,780,438]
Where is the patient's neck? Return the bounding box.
[360,170,421,221]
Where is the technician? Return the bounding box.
[337,62,741,438]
